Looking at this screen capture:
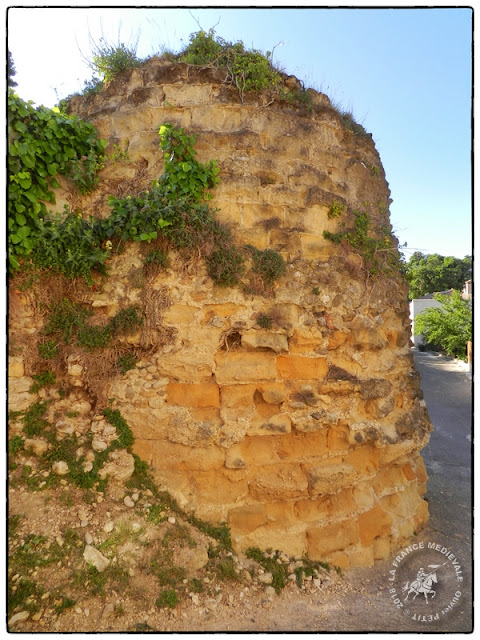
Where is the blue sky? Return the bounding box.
[7,5,473,260]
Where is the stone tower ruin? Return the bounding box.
[9,58,432,569]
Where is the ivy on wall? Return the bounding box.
[10,110,285,291]
[7,90,107,269]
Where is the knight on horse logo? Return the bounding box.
[402,563,447,603]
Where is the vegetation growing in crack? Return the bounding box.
[41,299,143,351]
[323,207,403,278]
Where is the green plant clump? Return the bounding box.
[116,352,137,375]
[90,38,141,83]
[9,435,24,457]
[245,547,287,594]
[340,111,368,137]
[178,30,282,102]
[155,589,178,609]
[21,401,50,437]
[328,200,347,219]
[256,312,273,329]
[42,299,143,350]
[143,248,169,269]
[103,407,135,449]
[206,246,245,287]
[32,208,109,285]
[29,371,56,394]
[37,340,58,360]
[246,245,286,287]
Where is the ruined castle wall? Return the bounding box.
[8,60,431,569]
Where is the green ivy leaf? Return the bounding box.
[47,162,60,175]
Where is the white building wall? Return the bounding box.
[410,298,443,347]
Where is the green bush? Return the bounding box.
[339,111,368,137]
[178,29,224,65]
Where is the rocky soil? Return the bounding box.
[8,479,357,633]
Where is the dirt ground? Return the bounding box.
[8,477,471,633]
[7,479,357,633]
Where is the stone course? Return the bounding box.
[8,59,432,568]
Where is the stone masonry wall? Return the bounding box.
[8,59,432,569]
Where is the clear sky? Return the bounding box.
[7,4,473,261]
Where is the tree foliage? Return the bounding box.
[8,51,17,87]
[405,252,471,300]
[415,290,472,360]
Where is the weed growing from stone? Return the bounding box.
[21,401,50,437]
[212,556,240,582]
[323,208,402,278]
[29,371,56,394]
[143,247,169,269]
[190,578,204,593]
[54,597,77,615]
[150,561,186,589]
[89,37,141,83]
[328,200,347,219]
[256,313,273,329]
[37,340,58,360]
[108,306,143,337]
[9,435,24,457]
[116,352,137,375]
[42,299,91,344]
[339,111,368,137]
[72,564,129,597]
[246,547,287,594]
[247,245,286,286]
[103,407,135,449]
[206,246,245,287]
